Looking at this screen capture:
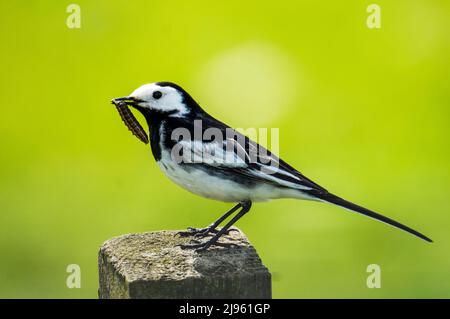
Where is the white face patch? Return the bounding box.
[129,83,188,116]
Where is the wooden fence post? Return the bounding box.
[98,227,272,299]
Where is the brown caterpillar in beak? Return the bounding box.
[113,101,149,144]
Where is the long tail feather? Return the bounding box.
[312,192,432,243]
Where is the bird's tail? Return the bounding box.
[310,191,432,243]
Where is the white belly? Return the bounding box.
[156,150,310,202]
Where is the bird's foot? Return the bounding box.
[176,226,217,238]
[176,226,238,239]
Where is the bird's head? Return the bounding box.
[112,82,200,118]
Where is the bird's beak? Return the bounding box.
[111,96,142,108]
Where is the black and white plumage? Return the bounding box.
[112,82,431,251]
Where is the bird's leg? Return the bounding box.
[176,202,242,238]
[180,200,252,252]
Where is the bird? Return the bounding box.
[111,81,432,251]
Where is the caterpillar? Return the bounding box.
[114,100,149,144]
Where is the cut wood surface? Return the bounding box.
[98,227,272,299]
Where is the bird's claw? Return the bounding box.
[176,226,241,251]
[193,229,217,238]
[176,226,216,238]
[176,227,208,238]
[176,226,238,238]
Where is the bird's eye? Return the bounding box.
[152,91,162,99]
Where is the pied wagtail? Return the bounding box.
[112,82,431,251]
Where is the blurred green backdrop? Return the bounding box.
[0,0,449,298]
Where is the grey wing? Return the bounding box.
[236,136,327,191]
[176,131,327,192]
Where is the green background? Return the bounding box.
[1,1,449,298]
